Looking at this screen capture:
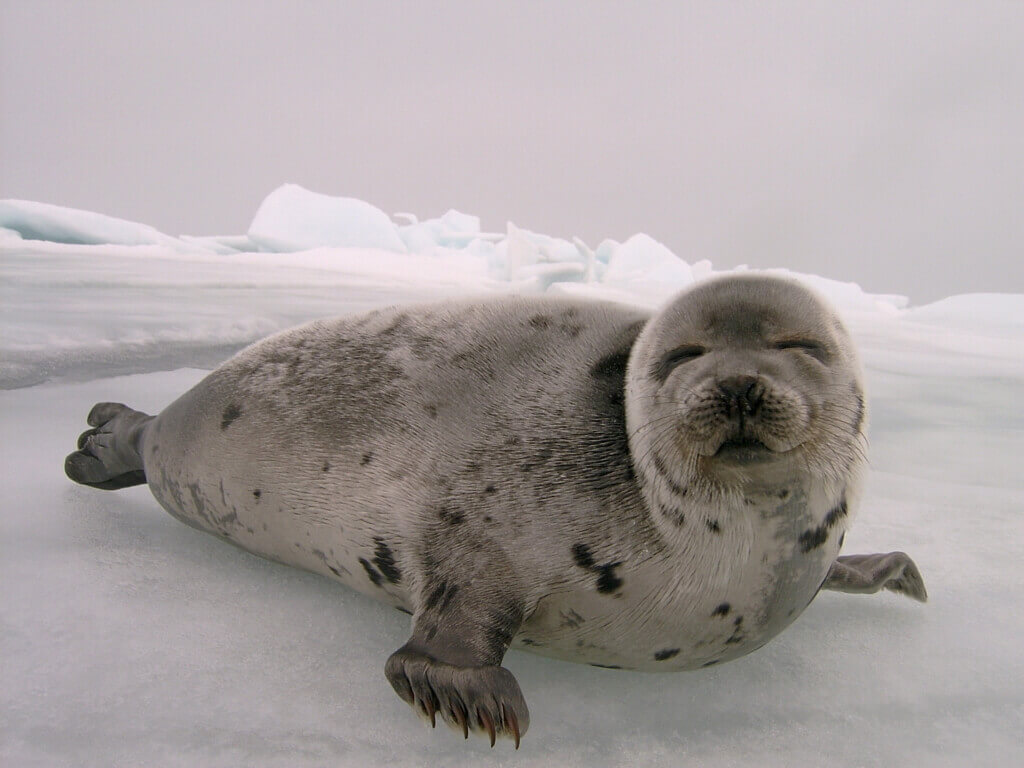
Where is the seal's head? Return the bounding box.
[626,274,866,512]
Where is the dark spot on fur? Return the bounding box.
[359,558,382,587]
[220,404,241,430]
[529,314,552,329]
[484,483,497,494]
[707,519,721,534]
[654,648,680,661]
[437,505,465,526]
[328,564,344,578]
[572,543,596,569]
[424,404,438,419]
[838,532,846,548]
[422,581,459,614]
[590,349,630,378]
[725,617,746,645]
[252,489,261,499]
[712,603,731,617]
[439,585,459,612]
[702,659,720,667]
[396,606,412,615]
[373,539,402,584]
[595,563,624,594]
[589,663,622,670]
[560,608,585,629]
[660,502,685,526]
[573,543,624,594]
[778,488,790,499]
[798,496,849,553]
[520,638,536,646]
[423,582,447,610]
[482,603,524,654]
[505,435,521,446]
[799,526,829,552]
[360,452,373,466]
[483,515,492,523]
[322,462,330,472]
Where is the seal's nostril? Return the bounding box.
[719,375,764,417]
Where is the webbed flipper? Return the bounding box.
[822,551,928,602]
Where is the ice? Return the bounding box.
[248,184,408,253]
[601,233,696,303]
[1,191,1022,765]
[0,199,195,251]
[397,209,488,252]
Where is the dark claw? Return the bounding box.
[392,671,414,705]
[424,696,436,728]
[452,700,468,739]
[478,707,496,747]
[505,706,520,749]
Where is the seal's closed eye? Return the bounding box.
[773,339,829,362]
[654,346,705,381]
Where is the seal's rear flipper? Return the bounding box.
[821,551,928,602]
[65,402,153,490]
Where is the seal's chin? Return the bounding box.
[712,437,777,465]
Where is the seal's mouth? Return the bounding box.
[713,436,775,463]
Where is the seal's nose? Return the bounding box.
[719,375,764,418]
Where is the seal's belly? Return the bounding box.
[515,501,844,671]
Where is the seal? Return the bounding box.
[64,274,927,748]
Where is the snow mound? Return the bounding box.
[248,184,407,253]
[0,199,190,250]
[904,293,1024,335]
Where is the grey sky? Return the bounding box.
[2,0,1022,302]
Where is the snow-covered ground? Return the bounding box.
[2,188,1022,766]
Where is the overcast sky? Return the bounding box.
[1,1,1021,302]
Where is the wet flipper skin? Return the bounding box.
[64,402,152,490]
[821,552,928,602]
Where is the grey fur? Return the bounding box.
[64,274,926,747]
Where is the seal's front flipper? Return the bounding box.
[65,402,153,490]
[386,649,527,747]
[821,551,928,602]
[385,557,528,747]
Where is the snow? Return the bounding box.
[248,184,409,254]
[1,188,1022,766]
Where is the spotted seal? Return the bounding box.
[64,274,927,748]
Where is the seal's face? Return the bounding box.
[627,275,866,492]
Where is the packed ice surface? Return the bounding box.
[1,188,1022,766]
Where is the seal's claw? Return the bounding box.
[385,649,529,746]
[506,706,521,749]
[451,699,468,738]
[478,707,496,747]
